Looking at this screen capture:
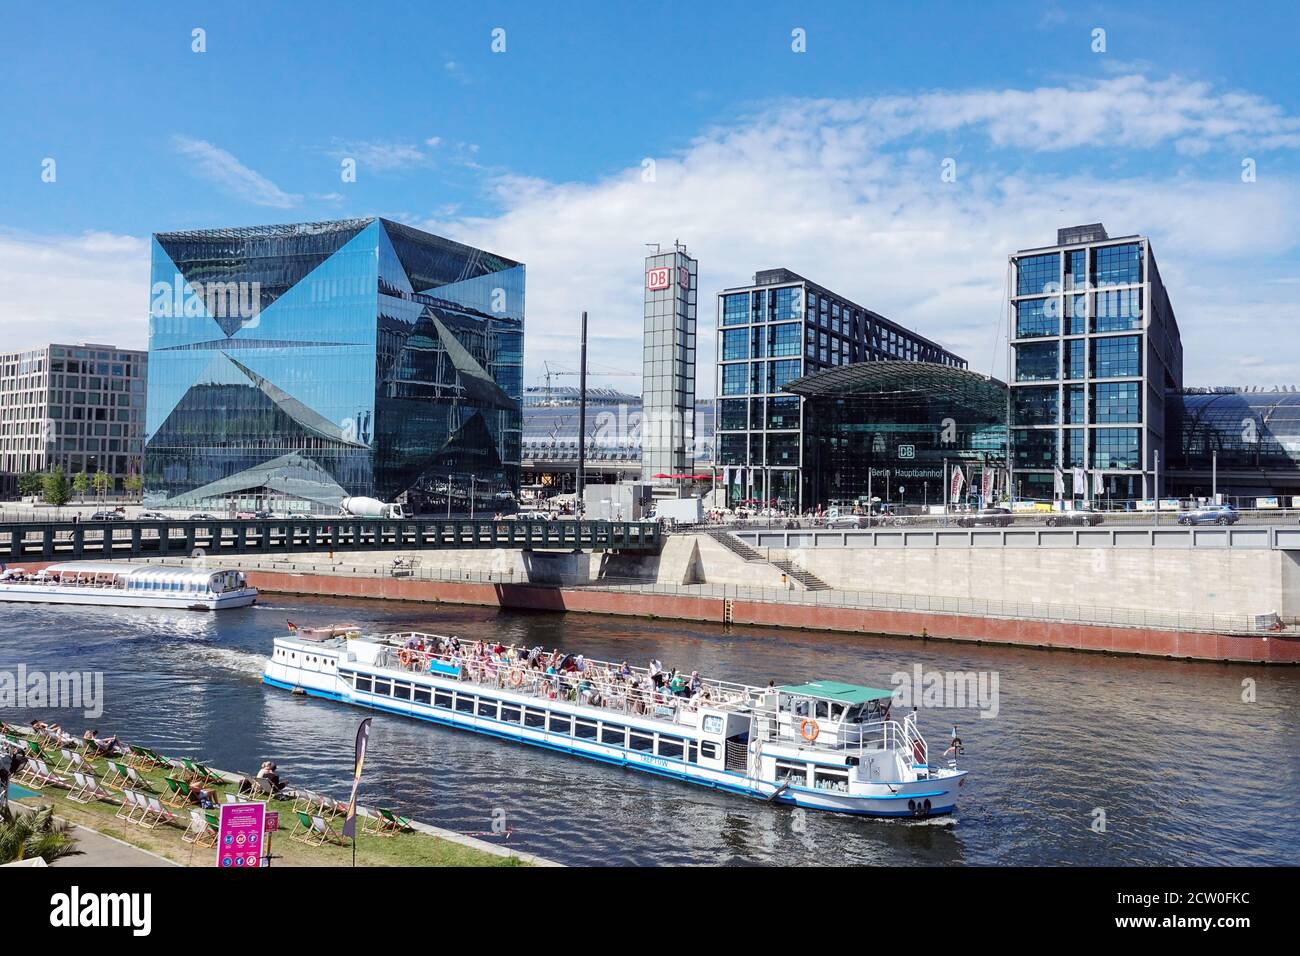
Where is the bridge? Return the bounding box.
[0,517,663,563]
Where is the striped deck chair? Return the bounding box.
[293,811,343,847]
[68,772,112,804]
[16,759,64,791]
[192,762,226,788]
[55,748,89,774]
[124,766,155,793]
[377,807,414,834]
[139,796,175,830]
[162,776,191,808]
[182,809,218,847]
[101,760,130,789]
[116,789,142,821]
[126,745,154,769]
[291,789,317,813]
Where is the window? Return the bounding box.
[722,293,748,326]
[1016,253,1059,296]
[372,679,392,696]
[477,698,498,718]
[766,432,799,466]
[657,736,684,759]
[717,434,746,465]
[392,681,412,701]
[721,328,748,360]
[702,715,724,734]
[699,741,720,760]
[775,760,808,785]
[768,323,801,357]
[721,364,747,395]
[1091,336,1140,378]
[574,720,598,740]
[1093,288,1142,332]
[524,709,546,729]
[1013,386,1058,426]
[1091,382,1141,423]
[629,733,654,752]
[1093,428,1141,469]
[600,724,627,746]
[355,676,372,693]
[1065,294,1087,335]
[1013,428,1059,469]
[766,395,800,430]
[435,690,453,709]
[1065,249,1087,290]
[501,705,521,723]
[1063,339,1086,379]
[813,769,849,793]
[1015,298,1058,338]
[454,693,475,713]
[773,287,801,320]
[413,687,431,706]
[718,398,747,430]
[1092,243,1142,287]
[1064,385,1086,424]
[547,714,571,735]
[1062,428,1086,468]
[1015,342,1059,382]
[768,359,801,392]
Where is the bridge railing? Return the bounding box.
[0,518,662,561]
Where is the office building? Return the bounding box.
[641,243,698,482]
[0,343,146,493]
[144,218,524,513]
[1008,224,1183,501]
[715,268,965,510]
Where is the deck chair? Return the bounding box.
[291,789,318,813]
[116,789,143,822]
[377,807,414,834]
[101,759,130,789]
[126,745,157,769]
[55,748,89,774]
[125,766,155,793]
[236,774,260,797]
[68,772,111,804]
[16,759,64,790]
[68,772,91,802]
[298,812,344,847]
[25,739,44,759]
[139,796,175,830]
[357,806,386,835]
[182,809,218,847]
[192,762,226,787]
[162,776,191,808]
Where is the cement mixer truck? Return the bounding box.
[339,497,407,519]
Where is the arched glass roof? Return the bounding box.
[785,361,1008,419]
[1174,390,1300,468]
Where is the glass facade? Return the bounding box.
[143,218,524,513]
[715,268,965,509]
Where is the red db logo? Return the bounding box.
[646,267,670,290]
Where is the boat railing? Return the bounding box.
[368,638,753,730]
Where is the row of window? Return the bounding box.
[1015,336,1142,382]
[1012,427,1142,470]
[719,359,804,396]
[338,669,696,761]
[1014,289,1144,338]
[1015,243,1144,296]
[1012,383,1142,425]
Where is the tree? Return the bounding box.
[91,470,114,499]
[0,804,81,864]
[42,467,71,507]
[123,473,143,498]
[17,471,43,497]
[72,470,90,500]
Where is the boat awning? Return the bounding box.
[776,680,895,703]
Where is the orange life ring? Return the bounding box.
[799,718,820,742]
[509,669,523,688]
[398,650,413,667]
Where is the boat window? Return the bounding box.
[477,698,498,718]
[657,736,684,760]
[413,687,431,706]
[814,700,830,719]
[355,676,372,693]
[700,741,720,760]
[775,760,808,785]
[687,743,698,763]
[600,724,627,747]
[702,715,724,734]
[435,690,453,709]
[501,705,521,723]
[454,693,475,713]
[547,714,571,735]
[373,679,391,697]
[629,732,654,752]
[339,670,355,687]
[843,703,866,723]
[789,697,811,717]
[574,719,598,740]
[813,769,849,793]
[523,709,546,729]
[392,682,412,701]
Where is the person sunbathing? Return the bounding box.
[82,730,124,756]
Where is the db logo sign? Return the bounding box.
[897,444,916,460]
[647,267,671,290]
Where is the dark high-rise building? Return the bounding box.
[144,218,524,513]
[715,268,965,510]
[1008,224,1183,501]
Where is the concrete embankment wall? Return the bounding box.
[777,546,1296,620]
[238,568,1300,664]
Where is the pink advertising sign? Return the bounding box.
[216,801,266,869]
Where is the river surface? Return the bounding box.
[2,597,1297,866]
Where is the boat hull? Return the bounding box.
[262,669,963,817]
[0,585,257,611]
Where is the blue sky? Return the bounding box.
[2,1,1299,391]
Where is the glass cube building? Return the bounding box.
[1008,224,1183,501]
[143,218,524,513]
[715,268,965,510]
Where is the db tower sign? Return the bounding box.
[646,266,671,290]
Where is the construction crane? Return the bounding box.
[534,360,636,406]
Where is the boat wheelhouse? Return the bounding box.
[0,561,257,611]
[263,631,967,817]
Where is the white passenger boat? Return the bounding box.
[0,561,257,611]
[263,630,967,817]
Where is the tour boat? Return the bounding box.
[263,630,967,817]
[0,561,257,611]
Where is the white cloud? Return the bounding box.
[0,230,149,352]
[172,136,302,208]
[328,139,435,172]
[419,74,1300,392]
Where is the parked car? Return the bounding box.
[1178,504,1239,526]
[188,512,220,521]
[956,507,1013,528]
[88,510,125,521]
[1045,508,1104,527]
[137,510,169,521]
[287,512,314,520]
[826,514,866,529]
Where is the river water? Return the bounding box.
[3,596,1297,866]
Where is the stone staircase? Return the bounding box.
[770,559,832,592]
[704,528,765,562]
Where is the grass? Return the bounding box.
[11,748,525,868]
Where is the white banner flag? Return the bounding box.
[1072,467,1086,496]
[1053,468,1065,496]
[949,466,966,504]
[1093,470,1105,496]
